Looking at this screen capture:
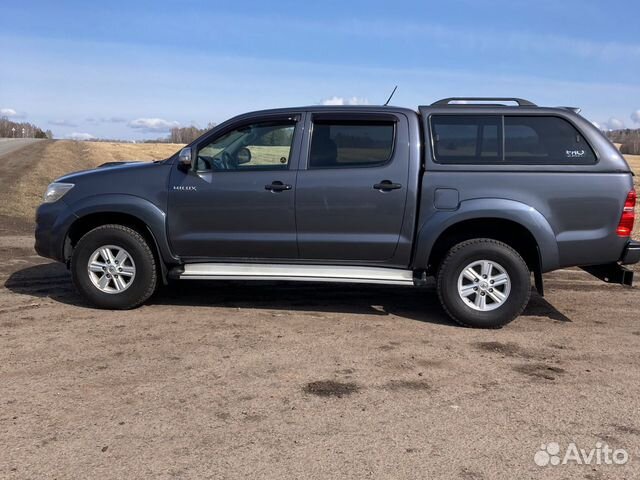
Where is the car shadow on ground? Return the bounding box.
[4,262,572,325]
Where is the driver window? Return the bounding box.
[196,120,295,171]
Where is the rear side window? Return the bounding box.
[431,115,596,165]
[431,115,500,164]
[309,121,395,168]
[504,116,596,164]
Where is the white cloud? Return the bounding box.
[321,96,369,106]
[128,118,180,132]
[86,117,127,124]
[604,117,625,130]
[1,108,25,118]
[631,110,640,124]
[49,119,78,127]
[66,132,96,141]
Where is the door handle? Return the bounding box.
[265,181,292,192]
[373,180,402,191]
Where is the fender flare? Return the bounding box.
[413,198,559,272]
[58,194,178,265]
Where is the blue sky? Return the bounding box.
[1,0,640,140]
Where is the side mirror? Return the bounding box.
[178,147,192,170]
[236,147,252,165]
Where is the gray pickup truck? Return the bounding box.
[35,97,639,328]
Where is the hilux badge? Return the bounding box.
[172,186,197,191]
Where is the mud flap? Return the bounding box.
[534,246,544,296]
[534,269,544,296]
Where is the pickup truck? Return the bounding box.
[35,97,639,328]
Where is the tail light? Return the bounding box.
[617,189,637,237]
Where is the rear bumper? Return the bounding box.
[621,240,640,265]
[579,240,639,286]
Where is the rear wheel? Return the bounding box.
[71,225,157,309]
[436,239,531,328]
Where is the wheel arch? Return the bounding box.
[414,198,559,276]
[62,195,178,283]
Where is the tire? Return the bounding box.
[436,238,531,328]
[71,224,158,309]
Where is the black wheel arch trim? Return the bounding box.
[61,194,178,283]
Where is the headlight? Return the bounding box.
[43,182,74,203]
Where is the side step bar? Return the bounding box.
[176,263,415,286]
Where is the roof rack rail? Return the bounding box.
[431,97,537,107]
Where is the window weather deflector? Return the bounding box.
[312,112,398,122]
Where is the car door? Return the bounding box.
[167,113,303,259]
[295,111,410,263]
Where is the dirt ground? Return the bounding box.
[1,141,640,479]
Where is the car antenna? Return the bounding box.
[383,85,398,106]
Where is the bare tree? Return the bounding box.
[607,129,640,155]
[0,116,48,138]
[168,123,217,144]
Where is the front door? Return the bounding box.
[295,112,410,263]
[167,114,302,259]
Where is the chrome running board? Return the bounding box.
[179,263,414,285]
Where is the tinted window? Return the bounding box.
[309,121,394,168]
[431,115,500,164]
[197,120,295,171]
[505,116,596,164]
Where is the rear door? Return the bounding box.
[295,111,410,263]
[167,113,303,259]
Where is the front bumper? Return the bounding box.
[34,200,74,262]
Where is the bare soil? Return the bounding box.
[0,141,639,479]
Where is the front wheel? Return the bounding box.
[436,239,531,328]
[71,225,158,309]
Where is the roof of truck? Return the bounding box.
[239,98,581,118]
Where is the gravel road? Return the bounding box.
[0,138,43,157]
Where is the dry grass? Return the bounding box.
[0,140,182,223]
[625,154,640,173]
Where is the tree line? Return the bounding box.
[0,116,52,139]
[168,123,217,144]
[606,129,640,155]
